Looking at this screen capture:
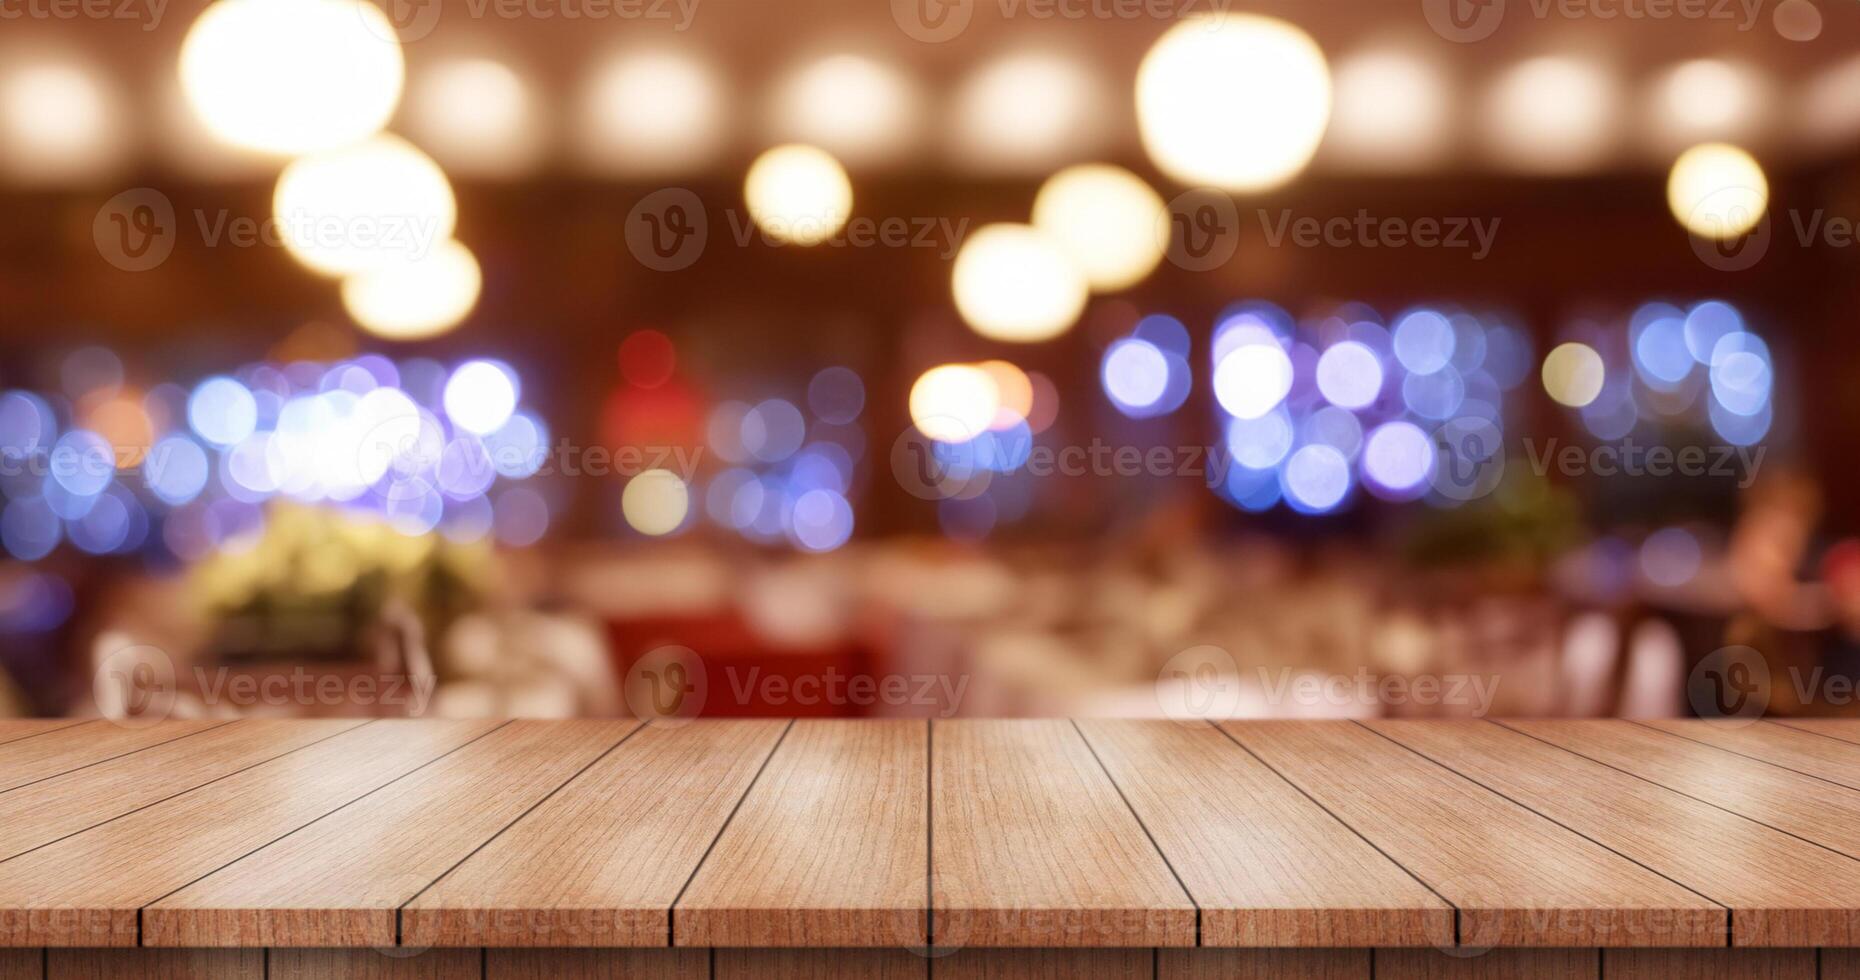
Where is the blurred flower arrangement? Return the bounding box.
[191,503,495,662]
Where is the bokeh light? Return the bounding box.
[1482,57,1618,173]
[951,224,1088,343]
[274,135,457,276]
[1325,48,1450,171]
[1213,342,1294,420]
[579,49,726,175]
[948,50,1108,175]
[0,60,126,184]
[1315,340,1384,409]
[743,144,853,246]
[405,57,542,179]
[1135,13,1332,191]
[341,239,483,340]
[769,54,920,166]
[444,360,518,435]
[1542,342,1607,408]
[180,0,404,156]
[910,364,1000,444]
[1667,142,1767,240]
[1031,164,1167,292]
[622,468,690,536]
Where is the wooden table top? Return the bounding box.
[1,717,1858,952]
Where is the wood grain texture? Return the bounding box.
[675,720,926,947]
[45,949,259,980]
[145,720,637,947]
[931,719,1196,948]
[1076,720,1451,947]
[1600,949,1816,979]
[1771,719,1860,746]
[1373,949,1598,979]
[402,720,788,947]
[0,718,365,861]
[1641,720,1860,790]
[1158,949,1370,980]
[0,721,83,747]
[268,949,480,980]
[0,720,497,947]
[1224,722,1723,948]
[714,949,922,980]
[486,949,708,980]
[0,721,227,794]
[1505,720,1860,860]
[1370,720,1860,946]
[1826,949,1860,979]
[935,949,1149,979]
[0,950,35,980]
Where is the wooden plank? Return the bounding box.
[0,719,498,947]
[0,721,230,793]
[45,949,259,980]
[1370,720,1860,946]
[0,719,365,860]
[1505,720,1860,860]
[0,950,35,980]
[936,949,1148,979]
[144,720,636,947]
[0,721,83,747]
[930,719,1196,948]
[1827,949,1860,980]
[269,949,480,980]
[1601,949,1815,979]
[1076,720,1452,947]
[715,950,921,980]
[1374,949,1598,979]
[1771,719,1860,745]
[675,720,926,947]
[1641,720,1860,790]
[1158,950,1369,980]
[487,949,708,980]
[1223,722,1723,947]
[403,720,789,947]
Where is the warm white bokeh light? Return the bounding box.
[976,360,1034,430]
[0,60,126,184]
[180,0,404,156]
[743,144,853,246]
[1667,143,1768,239]
[1325,47,1452,171]
[948,51,1109,175]
[273,134,457,277]
[340,239,483,341]
[1482,57,1620,174]
[1543,342,1606,408]
[770,54,921,166]
[910,364,1001,444]
[579,50,726,176]
[1646,59,1766,151]
[1800,55,1860,148]
[404,58,543,179]
[951,224,1089,343]
[622,469,691,536]
[1135,13,1332,192]
[1031,164,1167,292]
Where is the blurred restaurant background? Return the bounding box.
[1,0,1859,722]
